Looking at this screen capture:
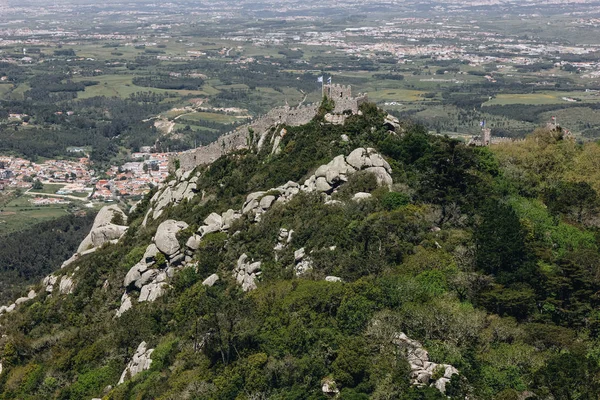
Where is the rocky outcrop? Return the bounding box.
[202,274,219,287]
[352,192,372,202]
[132,148,392,296]
[294,247,313,276]
[43,275,58,292]
[116,292,132,318]
[118,341,154,384]
[142,173,199,226]
[301,147,393,194]
[154,220,188,257]
[0,290,36,316]
[233,254,261,292]
[139,282,168,302]
[321,378,340,396]
[198,212,223,236]
[394,332,459,393]
[59,275,75,294]
[77,205,128,253]
[274,228,293,253]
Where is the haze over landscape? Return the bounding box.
[1,1,600,399]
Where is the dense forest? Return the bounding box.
[0,213,95,304]
[0,91,169,162]
[1,103,600,399]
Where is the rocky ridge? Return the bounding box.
[118,147,394,310]
[0,143,457,395]
[394,332,459,393]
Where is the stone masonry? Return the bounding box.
[169,85,367,173]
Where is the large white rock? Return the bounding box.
[202,274,219,287]
[15,296,30,305]
[77,205,128,253]
[116,292,132,318]
[118,341,154,384]
[204,212,223,229]
[155,220,189,256]
[221,209,241,230]
[199,212,223,235]
[364,166,393,187]
[43,275,58,292]
[136,269,158,289]
[59,276,74,294]
[183,183,197,201]
[315,177,332,192]
[142,208,152,227]
[346,148,392,176]
[346,147,372,170]
[245,191,266,204]
[153,187,172,219]
[172,181,188,203]
[143,244,159,264]
[366,148,391,171]
[61,253,79,269]
[294,248,305,262]
[186,235,202,251]
[138,282,167,302]
[352,192,373,202]
[259,195,276,210]
[124,262,147,288]
[315,155,356,186]
[242,199,259,214]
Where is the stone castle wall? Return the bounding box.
[170,85,364,173]
[170,103,320,173]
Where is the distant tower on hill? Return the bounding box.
[482,127,491,146]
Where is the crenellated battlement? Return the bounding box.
[170,84,366,172]
[324,84,352,100]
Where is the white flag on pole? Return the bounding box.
[317,76,323,83]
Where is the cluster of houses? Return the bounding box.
[0,151,171,201]
[92,153,170,200]
[0,156,92,192]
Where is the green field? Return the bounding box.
[73,75,213,99]
[9,83,30,100]
[0,84,13,98]
[0,195,70,234]
[178,111,241,124]
[38,183,66,194]
[366,89,428,103]
[483,92,600,106]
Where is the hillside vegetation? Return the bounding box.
[1,104,600,400]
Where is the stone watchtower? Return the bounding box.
[482,128,491,146]
[322,83,368,115]
[323,83,352,101]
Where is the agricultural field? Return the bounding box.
[0,84,12,98]
[483,91,600,106]
[0,194,71,235]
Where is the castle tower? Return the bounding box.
[482,128,491,146]
[323,83,352,101]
